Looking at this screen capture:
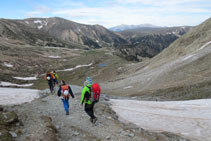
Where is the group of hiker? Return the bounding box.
[45,72,101,124]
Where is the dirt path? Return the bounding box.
[5,86,190,141]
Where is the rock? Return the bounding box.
[107,116,112,120]
[120,130,127,136]
[128,133,135,138]
[55,125,61,130]
[0,132,2,136]
[106,136,111,140]
[73,131,79,136]
[9,131,17,138]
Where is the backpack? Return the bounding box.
[61,85,70,99]
[47,73,53,80]
[91,83,101,102]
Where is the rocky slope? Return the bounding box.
[0,17,127,49]
[115,26,191,61]
[102,17,211,100]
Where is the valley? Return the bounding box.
[0,16,211,141]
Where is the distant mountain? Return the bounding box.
[115,26,191,61]
[103,17,211,100]
[109,24,160,32]
[0,17,127,48]
[0,17,191,60]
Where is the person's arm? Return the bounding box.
[45,75,47,80]
[57,86,61,97]
[80,87,86,105]
[68,86,74,98]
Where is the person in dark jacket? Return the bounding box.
[58,80,74,115]
[45,71,55,93]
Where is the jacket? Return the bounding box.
[80,84,92,105]
[57,84,74,99]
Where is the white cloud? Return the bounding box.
[25,5,51,17]
[52,4,211,27]
[24,0,211,27]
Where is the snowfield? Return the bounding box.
[48,56,61,58]
[0,88,39,105]
[110,99,211,141]
[4,62,13,68]
[0,81,33,87]
[13,76,37,81]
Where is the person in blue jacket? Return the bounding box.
[57,80,74,115]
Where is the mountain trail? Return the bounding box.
[4,86,190,141]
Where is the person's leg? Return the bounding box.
[90,103,97,123]
[48,81,52,93]
[62,99,69,114]
[85,104,95,120]
[66,98,69,114]
[90,103,96,118]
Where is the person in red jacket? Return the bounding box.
[45,71,55,93]
[57,80,74,115]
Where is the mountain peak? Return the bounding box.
[109,24,160,32]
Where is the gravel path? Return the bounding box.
[5,85,190,141]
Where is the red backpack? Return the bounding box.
[91,83,101,102]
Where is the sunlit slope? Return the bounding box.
[103,18,211,100]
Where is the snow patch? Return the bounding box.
[0,82,33,87]
[25,21,29,24]
[34,20,48,29]
[58,63,92,72]
[13,76,37,81]
[34,20,42,24]
[123,86,133,89]
[4,62,13,68]
[110,99,211,141]
[0,87,39,105]
[38,25,43,29]
[198,41,211,51]
[48,55,61,58]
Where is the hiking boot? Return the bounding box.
[92,117,97,123]
[90,118,93,123]
[66,111,69,115]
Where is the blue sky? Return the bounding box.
[1,0,211,28]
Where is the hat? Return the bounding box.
[86,77,92,85]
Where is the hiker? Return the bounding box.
[45,71,55,93]
[52,70,59,86]
[57,80,74,115]
[80,77,98,123]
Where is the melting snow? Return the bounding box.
[0,82,33,87]
[123,86,133,89]
[4,62,13,68]
[34,20,42,24]
[48,56,61,58]
[38,25,43,29]
[34,20,48,29]
[198,41,211,51]
[25,21,29,24]
[57,63,92,72]
[110,99,211,141]
[13,76,37,81]
[0,87,39,105]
